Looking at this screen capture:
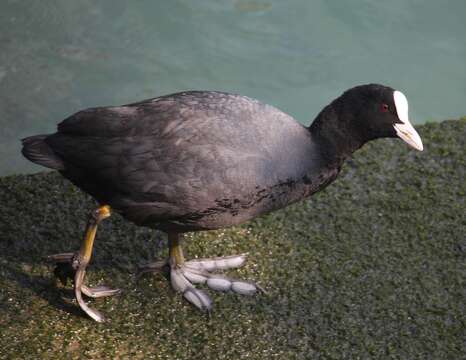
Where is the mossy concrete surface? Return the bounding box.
[0,120,464,359]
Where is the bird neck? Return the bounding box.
[308,100,366,166]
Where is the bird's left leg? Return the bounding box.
[47,205,120,322]
[139,232,263,312]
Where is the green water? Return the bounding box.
[1,0,465,175]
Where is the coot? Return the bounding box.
[22,84,423,322]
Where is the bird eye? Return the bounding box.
[381,103,389,112]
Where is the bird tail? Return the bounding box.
[21,135,65,170]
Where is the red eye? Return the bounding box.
[381,103,389,112]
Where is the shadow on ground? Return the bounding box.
[0,120,464,359]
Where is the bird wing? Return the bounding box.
[46,92,304,221]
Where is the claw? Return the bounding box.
[81,285,121,298]
[74,268,106,323]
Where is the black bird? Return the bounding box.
[22,84,423,322]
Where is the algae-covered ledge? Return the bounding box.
[0,120,464,359]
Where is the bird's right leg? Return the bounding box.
[47,205,119,322]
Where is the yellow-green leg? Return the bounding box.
[48,205,120,322]
[168,232,185,266]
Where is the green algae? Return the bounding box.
[0,120,464,359]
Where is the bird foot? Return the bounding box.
[139,254,263,312]
[81,285,121,298]
[46,251,120,322]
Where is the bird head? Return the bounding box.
[340,84,423,151]
[310,84,423,159]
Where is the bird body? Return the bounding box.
[24,91,339,232]
[21,84,424,321]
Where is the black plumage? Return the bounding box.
[23,92,329,230]
[23,86,404,231]
[21,84,423,321]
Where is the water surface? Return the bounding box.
[1,0,465,175]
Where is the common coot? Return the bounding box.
[22,84,423,322]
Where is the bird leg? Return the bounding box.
[47,205,120,322]
[139,232,263,312]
